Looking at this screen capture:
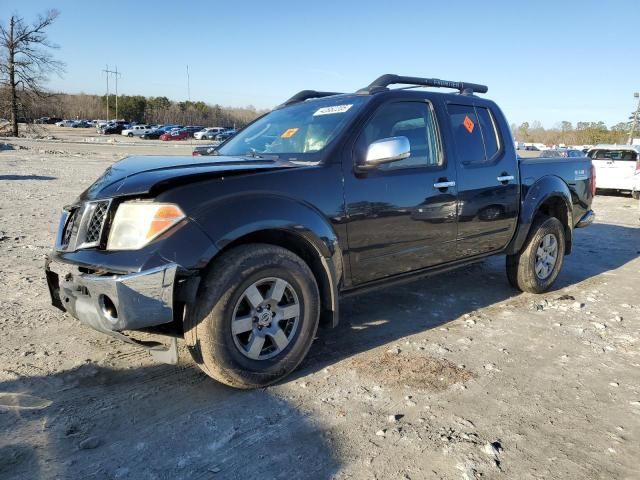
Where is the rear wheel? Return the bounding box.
[506,215,565,293]
[185,244,320,389]
[127,132,133,137]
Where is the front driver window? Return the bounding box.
[357,101,442,170]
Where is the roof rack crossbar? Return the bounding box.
[278,90,343,108]
[358,74,488,95]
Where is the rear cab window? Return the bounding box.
[447,103,502,166]
[588,149,638,161]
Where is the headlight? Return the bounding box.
[107,202,185,250]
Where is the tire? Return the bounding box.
[127,132,133,137]
[506,215,566,294]
[185,244,320,389]
[632,190,640,200]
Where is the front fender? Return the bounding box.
[188,193,344,325]
[191,193,339,258]
[506,175,573,255]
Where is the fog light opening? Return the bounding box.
[99,295,118,322]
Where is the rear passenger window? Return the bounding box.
[448,104,502,165]
[476,107,500,161]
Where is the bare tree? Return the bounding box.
[0,10,64,136]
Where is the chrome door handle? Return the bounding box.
[497,175,514,183]
[433,181,456,189]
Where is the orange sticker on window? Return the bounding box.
[463,115,475,133]
[281,128,299,138]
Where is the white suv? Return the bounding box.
[587,145,640,199]
[121,125,154,137]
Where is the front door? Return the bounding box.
[344,100,458,286]
[445,102,520,258]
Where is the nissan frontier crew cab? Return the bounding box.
[45,74,596,389]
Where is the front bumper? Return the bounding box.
[46,259,177,333]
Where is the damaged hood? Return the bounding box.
[78,155,301,201]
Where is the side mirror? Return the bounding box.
[359,136,411,170]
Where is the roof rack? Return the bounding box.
[277,90,343,108]
[357,74,488,96]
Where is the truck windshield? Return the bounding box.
[217,96,367,160]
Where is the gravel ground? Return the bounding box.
[1,131,639,480]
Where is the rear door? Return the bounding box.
[446,102,520,258]
[588,148,638,190]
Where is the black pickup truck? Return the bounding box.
[45,74,595,388]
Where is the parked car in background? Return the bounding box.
[524,143,550,151]
[160,129,190,141]
[121,125,154,137]
[214,131,235,142]
[56,120,77,127]
[534,149,564,158]
[35,117,63,124]
[99,120,129,134]
[532,149,585,159]
[102,123,126,135]
[587,145,640,199]
[194,127,227,140]
[72,121,92,128]
[559,149,586,158]
[182,126,205,137]
[142,125,182,139]
[192,144,220,156]
[141,129,163,140]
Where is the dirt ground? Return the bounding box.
[1,128,639,480]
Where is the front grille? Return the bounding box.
[85,201,109,244]
[61,209,79,248]
[57,200,111,251]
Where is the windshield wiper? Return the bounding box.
[244,149,279,160]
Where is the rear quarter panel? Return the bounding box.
[506,157,594,254]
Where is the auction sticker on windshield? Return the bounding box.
[281,128,299,138]
[313,104,353,116]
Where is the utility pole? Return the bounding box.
[186,64,191,125]
[102,64,110,121]
[186,64,191,101]
[102,65,122,120]
[114,65,122,120]
[628,92,640,145]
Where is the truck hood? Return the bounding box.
[78,155,302,201]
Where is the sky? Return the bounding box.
[2,0,639,127]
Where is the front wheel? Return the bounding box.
[506,215,566,293]
[185,244,320,389]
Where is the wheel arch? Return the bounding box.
[506,175,574,255]
[216,228,341,328]
[190,194,345,328]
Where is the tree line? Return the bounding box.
[511,120,634,146]
[15,92,266,128]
